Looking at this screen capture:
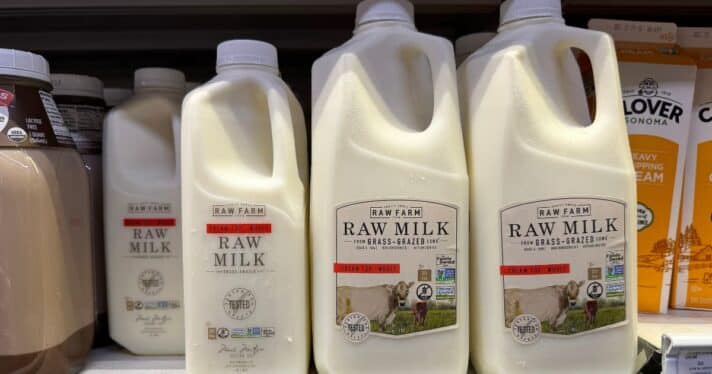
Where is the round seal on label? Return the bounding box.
[587,281,603,299]
[223,288,256,320]
[138,269,164,296]
[341,312,370,343]
[511,314,541,345]
[7,127,27,143]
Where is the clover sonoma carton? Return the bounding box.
[672,28,712,310]
[182,40,309,373]
[311,1,469,372]
[104,67,185,354]
[0,49,95,373]
[461,1,638,372]
[589,19,697,314]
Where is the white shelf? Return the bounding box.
[81,347,185,373]
[639,309,712,350]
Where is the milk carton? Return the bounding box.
[589,19,697,314]
[104,67,185,354]
[182,40,309,373]
[672,28,712,311]
[462,1,638,372]
[311,0,469,372]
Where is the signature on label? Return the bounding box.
[217,344,264,358]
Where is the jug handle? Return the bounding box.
[264,81,301,185]
[172,109,182,182]
[412,39,460,136]
[555,30,626,134]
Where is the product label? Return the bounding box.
[619,64,696,313]
[500,198,627,340]
[0,85,74,148]
[123,201,180,338]
[334,200,458,340]
[204,202,275,372]
[56,103,105,154]
[677,351,712,373]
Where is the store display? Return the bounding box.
[103,67,185,355]
[461,0,638,372]
[52,73,110,346]
[103,88,132,110]
[672,27,712,311]
[0,49,95,373]
[311,0,469,372]
[181,39,310,373]
[455,32,495,65]
[589,19,697,315]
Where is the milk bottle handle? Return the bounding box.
[558,31,625,132]
[172,112,181,181]
[413,39,459,136]
[264,82,300,184]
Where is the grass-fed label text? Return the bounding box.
[335,200,457,339]
[500,198,627,341]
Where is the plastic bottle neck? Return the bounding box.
[354,20,416,35]
[216,64,279,76]
[498,15,564,33]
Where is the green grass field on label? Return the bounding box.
[370,308,456,335]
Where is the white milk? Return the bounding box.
[182,40,309,373]
[460,1,638,372]
[311,1,469,373]
[104,67,185,355]
[455,32,496,66]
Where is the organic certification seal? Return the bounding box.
[341,312,370,343]
[223,288,256,320]
[511,314,541,344]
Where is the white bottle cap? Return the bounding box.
[103,88,133,107]
[134,67,185,92]
[455,32,496,58]
[500,0,563,26]
[356,0,414,27]
[51,74,104,99]
[216,39,279,72]
[0,49,50,83]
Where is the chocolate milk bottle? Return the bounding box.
[0,49,95,373]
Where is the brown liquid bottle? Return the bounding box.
[0,49,95,373]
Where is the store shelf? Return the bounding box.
[81,347,185,373]
[639,309,712,350]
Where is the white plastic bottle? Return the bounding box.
[311,1,469,373]
[455,32,495,66]
[460,0,637,373]
[182,40,309,373]
[104,67,185,355]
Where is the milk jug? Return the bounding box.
[455,32,495,66]
[0,49,95,373]
[182,40,309,373]
[52,73,110,345]
[311,1,469,372]
[104,67,185,355]
[460,0,638,372]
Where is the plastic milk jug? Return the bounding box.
[181,40,309,373]
[459,1,638,372]
[103,67,185,355]
[311,1,469,373]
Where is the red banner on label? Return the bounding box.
[123,218,176,227]
[333,263,400,274]
[500,263,570,276]
[206,223,272,234]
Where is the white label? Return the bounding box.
[678,351,712,373]
[500,197,627,339]
[335,200,458,338]
[38,90,74,146]
[122,202,180,338]
[56,103,105,154]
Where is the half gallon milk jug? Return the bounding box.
[52,73,111,346]
[182,40,309,373]
[0,49,95,373]
[104,67,185,355]
[459,0,638,372]
[311,1,469,372]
